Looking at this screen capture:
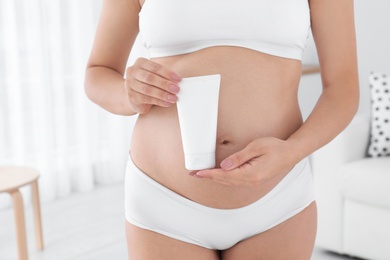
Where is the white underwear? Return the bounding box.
[124,156,315,250]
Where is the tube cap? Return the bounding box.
[184,153,215,170]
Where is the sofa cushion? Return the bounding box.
[367,72,390,157]
[340,157,390,208]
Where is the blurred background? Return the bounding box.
[0,0,137,210]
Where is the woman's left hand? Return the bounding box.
[190,137,299,187]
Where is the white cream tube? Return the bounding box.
[176,74,221,170]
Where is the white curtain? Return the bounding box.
[0,0,139,209]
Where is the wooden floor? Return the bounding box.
[0,183,361,260]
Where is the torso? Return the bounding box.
[130,0,306,209]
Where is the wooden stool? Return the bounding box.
[0,166,44,260]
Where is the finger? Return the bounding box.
[133,68,180,95]
[135,104,153,115]
[194,169,236,186]
[196,165,261,187]
[220,143,260,170]
[131,80,178,104]
[194,168,222,178]
[127,87,172,108]
[134,57,182,83]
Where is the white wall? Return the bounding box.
[299,0,390,119]
[355,0,390,114]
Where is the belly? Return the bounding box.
[130,46,304,209]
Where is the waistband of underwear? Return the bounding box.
[126,154,311,215]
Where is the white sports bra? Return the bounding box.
[138,0,311,60]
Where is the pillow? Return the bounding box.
[367,72,390,157]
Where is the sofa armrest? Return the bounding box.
[311,113,371,252]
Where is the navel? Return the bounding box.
[218,136,232,146]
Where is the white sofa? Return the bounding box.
[311,114,390,260]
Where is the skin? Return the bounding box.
[85,0,359,259]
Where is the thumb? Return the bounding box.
[220,144,257,170]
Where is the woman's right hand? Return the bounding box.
[124,57,182,114]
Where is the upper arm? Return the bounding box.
[86,0,141,75]
[309,0,359,89]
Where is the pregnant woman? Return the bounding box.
[84,0,359,259]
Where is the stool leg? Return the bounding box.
[10,190,28,260]
[31,180,44,250]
